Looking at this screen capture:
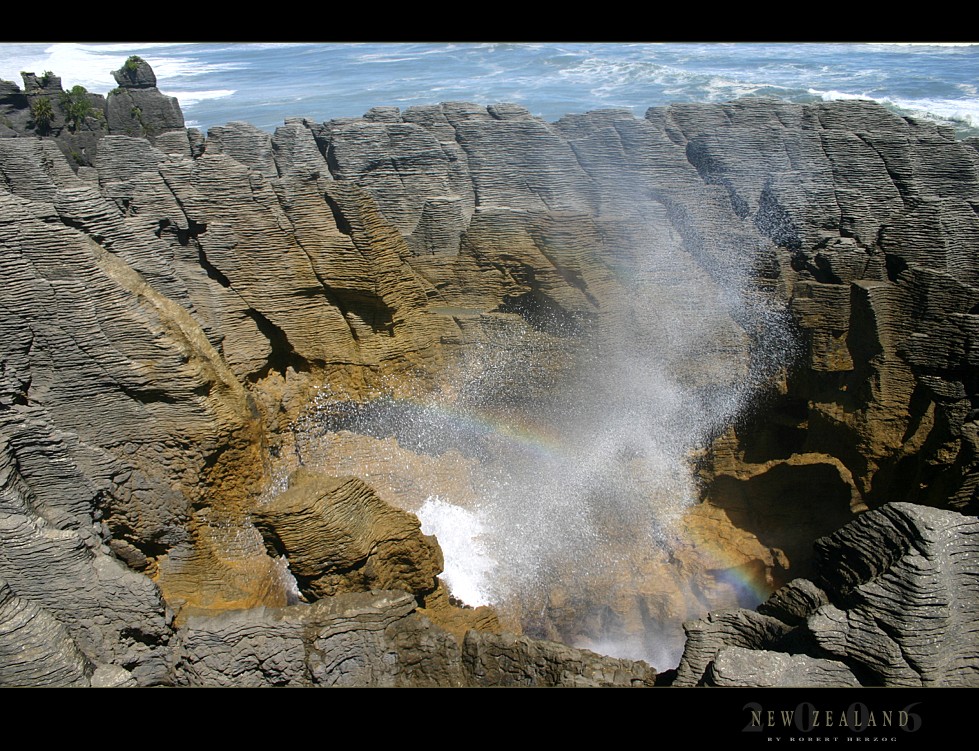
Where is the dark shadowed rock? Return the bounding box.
[757,578,830,626]
[111,57,157,89]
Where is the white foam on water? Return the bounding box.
[874,42,979,48]
[809,87,979,130]
[0,42,245,97]
[417,496,496,607]
[889,96,979,130]
[167,89,237,107]
[808,87,877,101]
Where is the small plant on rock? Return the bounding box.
[39,70,54,87]
[29,97,54,132]
[59,85,95,131]
[124,56,144,73]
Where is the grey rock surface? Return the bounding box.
[0,578,91,687]
[809,503,979,686]
[173,589,654,687]
[676,503,979,687]
[757,578,831,626]
[707,646,861,688]
[111,58,157,89]
[106,59,184,142]
[673,609,793,687]
[462,629,657,687]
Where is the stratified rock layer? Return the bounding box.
[675,503,979,687]
[1,58,978,685]
[173,589,655,687]
[252,469,442,600]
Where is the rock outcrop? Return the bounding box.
[675,503,979,687]
[171,589,655,687]
[106,57,186,146]
[1,58,977,686]
[252,470,443,600]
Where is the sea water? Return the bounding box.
[1,42,977,137]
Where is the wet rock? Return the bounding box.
[676,503,979,687]
[673,609,792,687]
[462,629,657,687]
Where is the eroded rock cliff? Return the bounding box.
[1,59,977,686]
[675,502,979,687]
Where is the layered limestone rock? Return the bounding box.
[106,57,186,145]
[252,470,443,600]
[675,503,979,687]
[1,58,978,686]
[172,589,655,687]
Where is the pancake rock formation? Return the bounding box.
[675,503,979,687]
[0,59,977,687]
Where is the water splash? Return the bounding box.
[417,496,495,607]
[292,205,796,667]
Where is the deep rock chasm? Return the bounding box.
[1,59,978,688]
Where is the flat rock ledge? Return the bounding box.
[173,589,657,688]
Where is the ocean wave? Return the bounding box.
[81,42,188,52]
[809,88,979,132]
[0,43,243,96]
[808,88,879,102]
[700,75,795,102]
[872,42,979,48]
[557,56,803,106]
[166,89,236,107]
[557,57,675,87]
[890,97,979,130]
[4,43,976,138]
[353,44,461,65]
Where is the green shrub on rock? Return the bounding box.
[29,97,54,132]
[59,85,95,131]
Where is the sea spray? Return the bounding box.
[416,496,496,607]
[289,231,796,669]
